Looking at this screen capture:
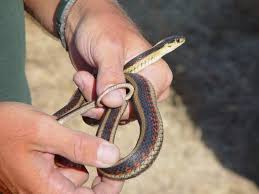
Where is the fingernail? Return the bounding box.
[108,90,124,100]
[102,89,125,108]
[74,74,84,90]
[83,111,98,119]
[82,108,104,119]
[97,142,119,167]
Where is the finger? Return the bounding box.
[84,101,135,123]
[36,119,120,168]
[74,71,105,119]
[76,71,171,122]
[92,176,101,188]
[68,40,95,73]
[157,88,171,102]
[112,86,169,121]
[55,155,88,172]
[58,168,89,187]
[39,167,94,194]
[82,108,104,120]
[92,176,124,194]
[116,102,134,121]
[43,169,76,193]
[95,39,126,108]
[32,153,93,194]
[82,116,100,126]
[73,71,97,101]
[138,60,173,97]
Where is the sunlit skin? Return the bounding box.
[0,0,174,193]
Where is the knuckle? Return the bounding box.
[33,114,56,143]
[102,68,124,83]
[35,114,55,132]
[97,31,124,58]
[104,34,123,52]
[72,133,99,164]
[72,133,86,163]
[82,108,103,120]
[159,89,170,102]
[155,66,173,99]
[159,66,173,91]
[97,69,125,95]
[166,69,173,87]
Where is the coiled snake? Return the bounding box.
[54,35,185,180]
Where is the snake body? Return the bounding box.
[97,73,163,179]
[54,35,185,180]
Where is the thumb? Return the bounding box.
[95,41,126,108]
[37,117,120,168]
[73,47,126,108]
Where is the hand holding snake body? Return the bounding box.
[0,103,121,193]
[65,0,175,120]
[57,0,186,181]
[55,35,185,179]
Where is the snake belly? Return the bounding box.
[96,73,163,180]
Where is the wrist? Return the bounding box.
[25,0,60,35]
[64,0,85,48]
[64,0,127,48]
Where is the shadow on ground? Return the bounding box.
[120,0,259,185]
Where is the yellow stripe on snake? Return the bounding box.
[54,35,185,180]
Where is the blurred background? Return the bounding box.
[25,0,259,193]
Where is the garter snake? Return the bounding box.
[54,35,185,180]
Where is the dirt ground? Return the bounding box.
[25,0,259,193]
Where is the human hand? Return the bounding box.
[65,0,173,120]
[0,102,123,194]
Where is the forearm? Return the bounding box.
[24,0,60,35]
[24,0,134,39]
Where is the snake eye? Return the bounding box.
[167,44,172,48]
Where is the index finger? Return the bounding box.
[34,115,120,168]
[92,176,124,194]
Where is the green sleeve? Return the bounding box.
[0,0,31,104]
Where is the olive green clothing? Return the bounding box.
[0,0,31,104]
